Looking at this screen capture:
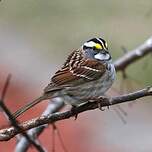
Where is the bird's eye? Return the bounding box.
[92,46,96,50]
[92,46,101,54]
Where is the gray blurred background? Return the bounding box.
[0,0,152,152]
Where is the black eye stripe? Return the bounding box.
[83,45,93,50]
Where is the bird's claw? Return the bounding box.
[98,96,110,111]
[71,105,78,120]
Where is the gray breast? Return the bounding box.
[61,63,115,106]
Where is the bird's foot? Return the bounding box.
[71,105,78,120]
[98,96,110,111]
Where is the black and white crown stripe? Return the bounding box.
[96,38,108,50]
[84,38,108,50]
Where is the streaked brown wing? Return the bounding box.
[51,68,80,85]
[44,69,81,93]
[71,59,106,81]
[52,59,106,85]
[44,50,106,93]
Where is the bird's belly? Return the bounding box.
[63,64,115,106]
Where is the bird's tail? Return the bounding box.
[13,96,47,118]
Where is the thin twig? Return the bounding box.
[53,124,69,152]
[14,98,64,152]
[0,86,151,141]
[1,74,11,101]
[114,36,152,71]
[0,75,46,152]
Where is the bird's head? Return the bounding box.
[82,37,112,63]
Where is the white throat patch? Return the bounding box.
[94,52,110,61]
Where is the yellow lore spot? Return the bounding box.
[95,43,102,49]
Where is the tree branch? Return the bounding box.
[114,36,152,71]
[0,86,151,141]
[15,98,64,152]
[0,75,46,152]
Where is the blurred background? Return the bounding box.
[0,0,152,151]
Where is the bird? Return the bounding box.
[13,37,116,118]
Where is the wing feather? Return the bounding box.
[44,49,106,93]
[51,59,106,85]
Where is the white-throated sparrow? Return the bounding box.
[13,37,115,118]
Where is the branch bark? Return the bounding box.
[0,86,151,141]
[0,75,46,152]
[15,98,64,152]
[114,36,152,71]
